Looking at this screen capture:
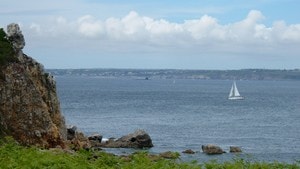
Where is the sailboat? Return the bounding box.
[228,81,244,100]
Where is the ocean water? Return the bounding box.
[56,76,300,163]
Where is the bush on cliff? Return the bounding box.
[0,28,16,66]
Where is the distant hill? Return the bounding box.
[47,68,300,81]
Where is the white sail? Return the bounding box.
[229,84,234,97]
[228,81,244,100]
[233,82,241,96]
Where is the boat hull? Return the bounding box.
[228,96,244,100]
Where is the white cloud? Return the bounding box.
[273,21,300,42]
[230,10,265,40]
[24,10,300,56]
[121,11,145,35]
[183,15,219,39]
[77,15,104,38]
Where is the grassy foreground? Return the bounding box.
[0,137,299,169]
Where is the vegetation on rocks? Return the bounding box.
[1,137,299,169]
[0,137,199,169]
[0,28,16,66]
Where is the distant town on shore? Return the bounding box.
[47,68,300,81]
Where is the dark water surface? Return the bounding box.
[56,76,300,163]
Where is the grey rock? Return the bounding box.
[101,130,153,148]
[229,146,242,153]
[202,144,225,155]
[88,134,103,148]
[67,125,78,140]
[7,23,25,52]
[88,134,102,142]
[182,149,195,154]
[65,126,92,151]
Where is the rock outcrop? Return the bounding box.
[0,23,67,148]
[101,130,153,148]
[201,144,226,155]
[67,125,78,140]
[6,23,25,58]
[88,134,102,142]
[66,125,91,150]
[88,133,103,148]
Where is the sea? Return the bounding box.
[55,76,300,163]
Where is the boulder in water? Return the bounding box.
[182,149,195,154]
[101,130,153,148]
[201,144,225,154]
[229,146,242,153]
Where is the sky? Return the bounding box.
[0,0,300,69]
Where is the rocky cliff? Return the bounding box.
[0,23,67,148]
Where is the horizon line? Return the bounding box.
[45,67,300,71]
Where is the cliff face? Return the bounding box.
[0,23,67,148]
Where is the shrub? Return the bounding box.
[0,28,16,66]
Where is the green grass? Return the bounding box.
[0,137,299,169]
[0,137,200,169]
[204,159,300,169]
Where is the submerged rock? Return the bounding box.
[101,130,153,148]
[159,151,180,159]
[229,146,242,153]
[182,149,195,154]
[201,144,225,155]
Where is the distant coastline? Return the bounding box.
[47,68,300,81]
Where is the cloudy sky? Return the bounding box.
[1,0,300,69]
